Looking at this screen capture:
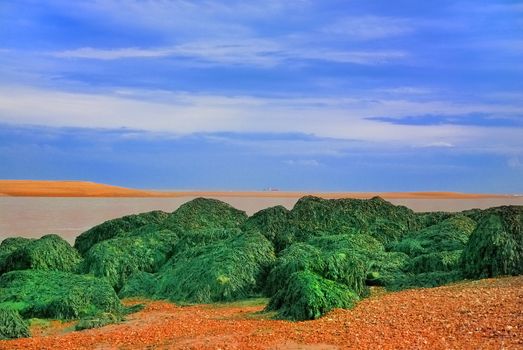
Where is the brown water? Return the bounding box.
[1,196,522,243]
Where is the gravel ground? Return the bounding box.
[1,276,522,350]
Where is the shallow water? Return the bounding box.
[1,196,522,243]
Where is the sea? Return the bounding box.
[1,196,522,243]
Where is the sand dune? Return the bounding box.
[0,180,514,199]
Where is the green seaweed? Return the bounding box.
[118,271,158,299]
[0,270,121,319]
[388,215,476,257]
[75,312,121,331]
[0,308,30,340]
[0,238,34,275]
[462,206,523,278]
[1,234,81,275]
[382,270,464,291]
[80,226,178,290]
[74,211,169,255]
[266,271,358,321]
[289,196,419,245]
[156,233,275,303]
[163,198,248,232]
[242,205,293,253]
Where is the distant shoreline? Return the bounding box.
[0,180,515,199]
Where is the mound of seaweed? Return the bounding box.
[0,308,29,340]
[163,198,248,231]
[75,312,121,331]
[0,235,81,275]
[462,206,523,278]
[0,270,121,319]
[80,226,178,290]
[266,271,358,320]
[74,210,169,255]
[288,196,419,245]
[0,238,34,275]
[389,215,476,257]
[266,234,382,297]
[375,215,476,290]
[118,271,158,298]
[172,227,242,253]
[155,233,275,303]
[242,206,292,253]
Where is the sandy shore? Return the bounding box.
[0,180,515,199]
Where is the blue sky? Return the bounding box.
[0,0,522,192]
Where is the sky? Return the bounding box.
[0,0,522,192]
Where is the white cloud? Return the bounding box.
[323,16,413,40]
[508,157,523,169]
[0,85,522,154]
[51,40,406,66]
[284,159,321,166]
[420,142,455,148]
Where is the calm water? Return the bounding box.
[1,196,522,243]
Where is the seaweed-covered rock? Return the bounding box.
[75,312,121,331]
[0,270,121,319]
[381,270,463,291]
[173,227,242,253]
[407,250,462,273]
[266,234,381,297]
[74,211,169,255]
[266,271,358,320]
[0,238,34,275]
[266,243,323,295]
[1,235,81,275]
[156,233,275,303]
[81,226,178,290]
[242,206,292,253]
[389,215,476,257]
[289,196,419,245]
[0,308,30,340]
[119,271,158,298]
[379,215,476,289]
[416,211,456,228]
[462,206,523,278]
[164,198,248,231]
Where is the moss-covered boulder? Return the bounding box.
[462,206,523,278]
[164,198,248,232]
[74,211,169,255]
[0,270,121,319]
[156,233,275,303]
[0,235,81,275]
[266,271,358,320]
[80,226,178,290]
[0,308,30,340]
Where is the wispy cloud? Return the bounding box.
[283,159,321,166]
[323,16,413,40]
[51,40,407,66]
[0,85,522,155]
[420,141,455,148]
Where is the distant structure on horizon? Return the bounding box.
[263,187,280,192]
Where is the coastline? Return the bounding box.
[0,180,515,199]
